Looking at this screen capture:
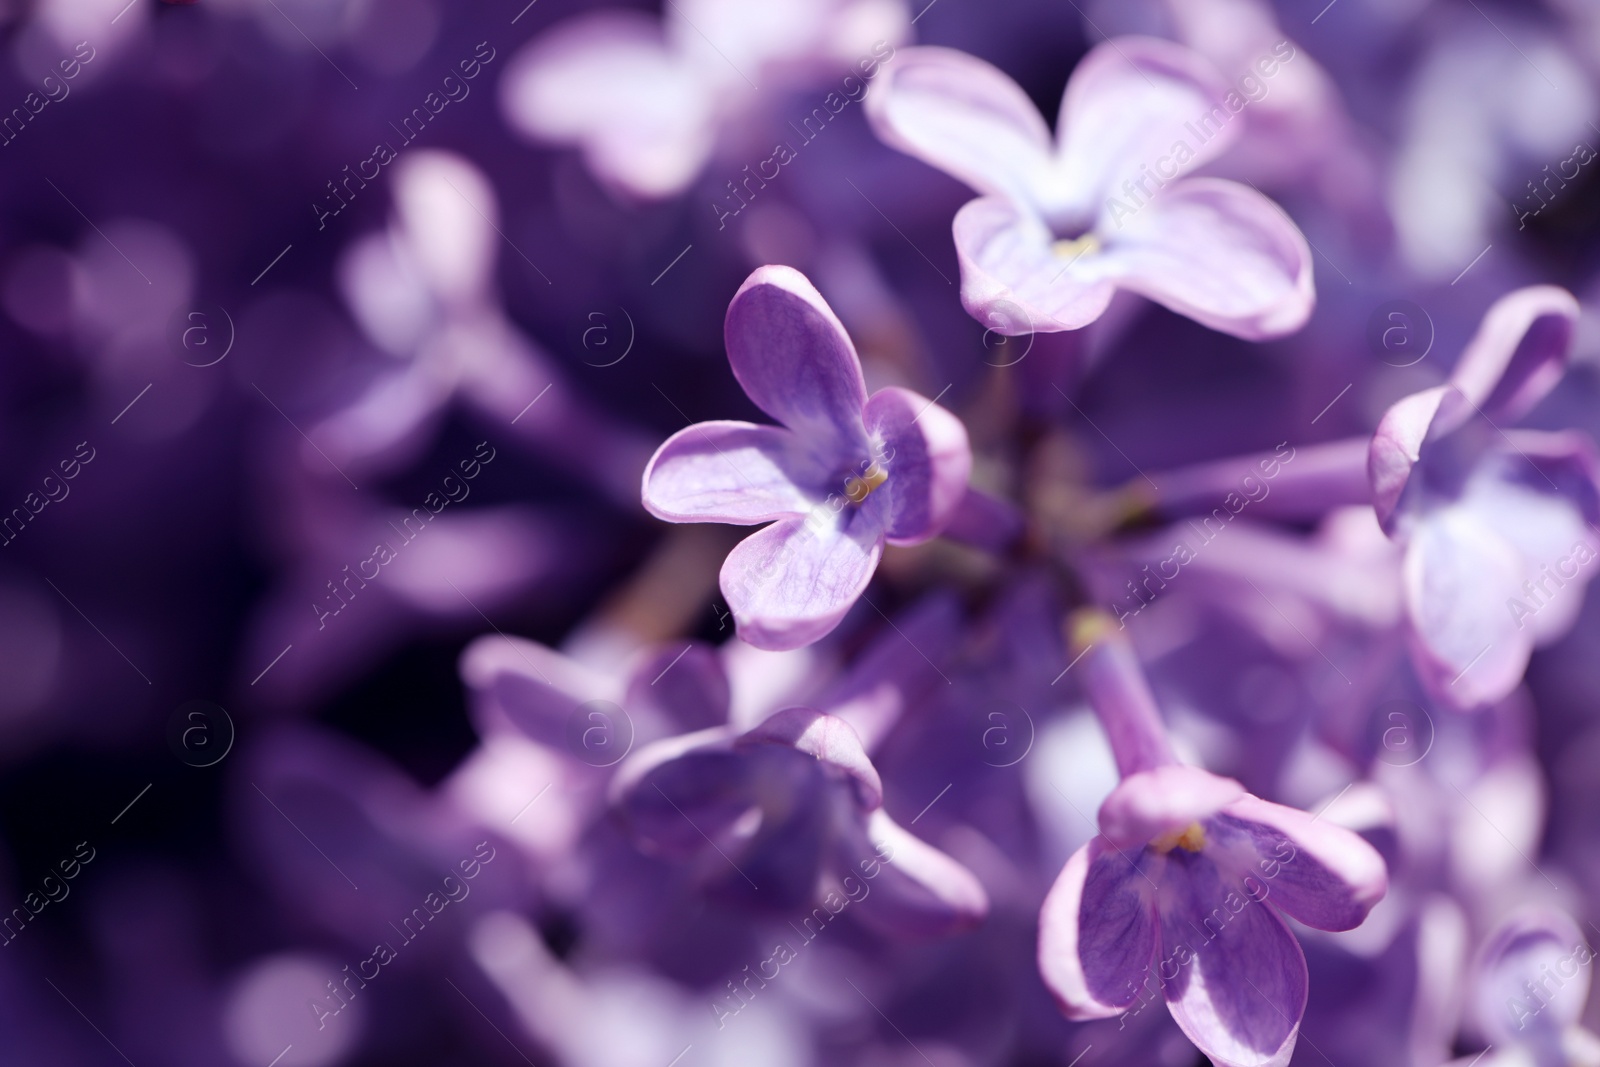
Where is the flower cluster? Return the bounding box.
[2,3,1598,1067]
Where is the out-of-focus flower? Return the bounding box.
[1039,612,1386,1067]
[641,265,971,650]
[500,0,907,200]
[1370,286,1596,710]
[865,37,1314,339]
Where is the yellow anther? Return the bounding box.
[844,462,888,504]
[1150,822,1207,854]
[1052,233,1101,261]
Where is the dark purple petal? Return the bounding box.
[1214,795,1388,932]
[862,386,972,544]
[641,420,819,525]
[737,707,883,809]
[840,809,990,938]
[720,513,885,650]
[460,634,620,749]
[1448,285,1579,423]
[724,265,870,448]
[623,643,730,733]
[1039,839,1161,1019]
[1159,851,1308,1067]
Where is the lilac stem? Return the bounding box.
[1143,437,1371,524]
[1068,610,1176,777]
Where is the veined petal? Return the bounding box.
[864,45,1056,210]
[1404,508,1531,710]
[1159,852,1307,1067]
[1214,794,1388,932]
[862,386,972,544]
[952,195,1116,334]
[720,513,884,650]
[1448,285,1579,423]
[1098,765,1245,850]
[1096,178,1314,340]
[642,420,818,524]
[1056,37,1237,224]
[1039,839,1161,1019]
[724,266,871,449]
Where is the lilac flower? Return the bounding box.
[1458,907,1599,1066]
[1370,286,1596,710]
[500,0,908,200]
[1039,612,1386,1067]
[641,265,972,650]
[865,37,1314,339]
[607,596,988,937]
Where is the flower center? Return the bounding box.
[1150,822,1206,854]
[843,462,888,505]
[1051,233,1101,262]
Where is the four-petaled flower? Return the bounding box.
[642,265,972,650]
[1040,613,1386,1067]
[866,38,1315,339]
[1369,285,1597,710]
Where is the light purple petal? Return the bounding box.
[1215,794,1388,932]
[1159,853,1308,1067]
[842,808,990,938]
[720,514,884,650]
[1368,385,1472,534]
[1096,178,1314,340]
[1403,508,1531,710]
[952,195,1116,334]
[1473,908,1591,1044]
[500,12,716,199]
[1097,765,1245,850]
[724,265,870,448]
[864,45,1056,210]
[861,386,972,544]
[1039,839,1161,1019]
[1448,285,1579,423]
[1056,37,1237,225]
[641,420,819,525]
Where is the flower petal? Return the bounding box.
[460,634,619,748]
[720,513,884,650]
[1098,765,1246,850]
[622,643,730,733]
[1096,178,1314,340]
[1039,838,1161,1019]
[1403,508,1531,709]
[841,808,990,938]
[862,387,972,544]
[1214,794,1388,932]
[1159,852,1308,1067]
[724,265,870,449]
[1056,37,1237,225]
[500,12,716,199]
[864,45,1056,210]
[952,195,1116,334]
[738,707,883,809]
[642,420,820,525]
[1448,285,1579,423]
[1368,384,1473,534]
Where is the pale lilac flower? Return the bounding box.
[865,37,1314,339]
[1039,613,1386,1067]
[500,0,908,200]
[641,265,971,650]
[1370,286,1597,710]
